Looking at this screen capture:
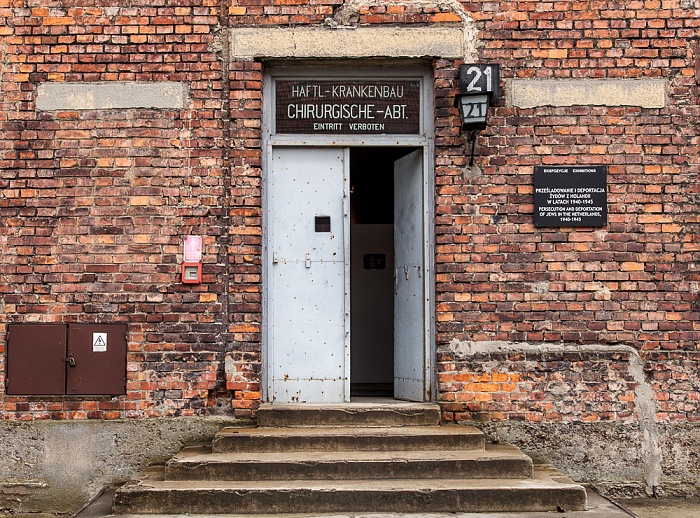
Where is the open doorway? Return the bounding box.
[266,145,427,403]
[349,147,419,398]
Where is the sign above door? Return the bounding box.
[275,80,421,135]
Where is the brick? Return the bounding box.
[429,12,462,22]
[43,17,75,25]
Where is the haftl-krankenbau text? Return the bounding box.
[290,83,407,98]
[286,103,408,120]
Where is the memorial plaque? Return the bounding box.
[275,80,421,135]
[534,166,607,227]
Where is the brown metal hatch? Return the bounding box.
[6,323,127,396]
[67,324,127,395]
[6,323,67,395]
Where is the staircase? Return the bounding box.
[113,401,587,514]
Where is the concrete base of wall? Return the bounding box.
[0,417,239,514]
[476,422,700,499]
[1,417,697,513]
[439,341,700,499]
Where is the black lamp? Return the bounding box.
[455,64,500,165]
[455,92,491,131]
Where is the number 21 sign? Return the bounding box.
[459,64,500,103]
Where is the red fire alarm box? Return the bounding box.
[182,262,202,284]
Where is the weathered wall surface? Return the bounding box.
[0,0,698,509]
[428,0,700,496]
[0,1,248,419]
[438,340,700,497]
[434,2,700,351]
[478,421,700,499]
[0,417,237,513]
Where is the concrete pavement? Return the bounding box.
[619,497,700,518]
[9,486,700,518]
[69,486,700,518]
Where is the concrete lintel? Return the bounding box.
[229,26,467,60]
[510,79,667,109]
[36,81,188,111]
[445,339,637,357]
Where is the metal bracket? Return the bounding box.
[467,130,480,167]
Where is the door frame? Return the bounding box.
[261,64,436,402]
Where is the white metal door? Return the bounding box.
[393,149,426,401]
[268,147,350,403]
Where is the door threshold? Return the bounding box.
[261,398,434,407]
[257,399,440,426]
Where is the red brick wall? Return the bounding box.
[435,0,699,348]
[432,0,700,425]
[0,1,699,422]
[438,344,700,424]
[0,2,232,419]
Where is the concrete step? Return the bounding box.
[165,443,532,481]
[212,424,485,453]
[256,401,441,427]
[113,465,587,515]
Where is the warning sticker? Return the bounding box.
[93,333,107,352]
